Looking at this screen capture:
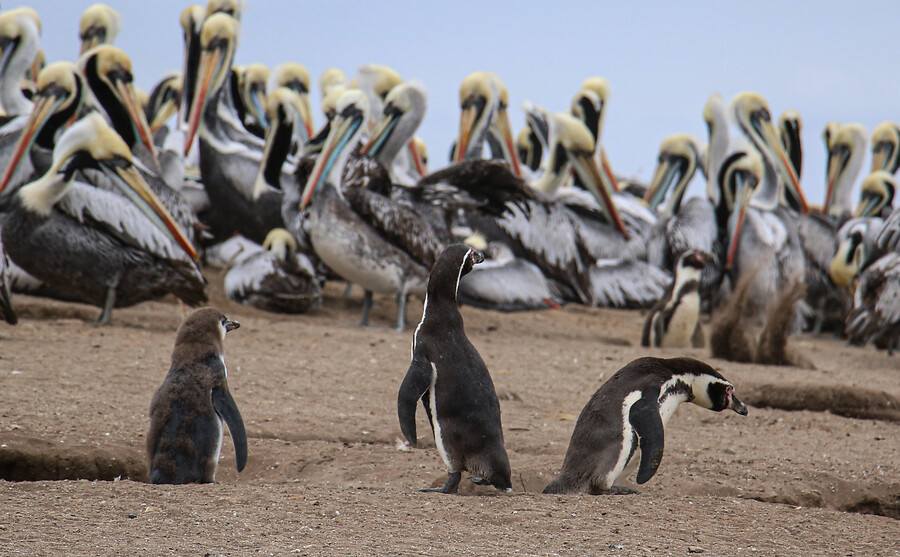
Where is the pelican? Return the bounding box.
[145,72,182,135]
[229,63,268,137]
[299,90,443,330]
[824,123,867,220]
[360,82,427,185]
[517,118,543,172]
[870,121,900,175]
[224,228,322,314]
[571,77,619,192]
[831,218,899,351]
[351,63,401,133]
[206,0,242,20]
[273,62,314,135]
[78,4,121,55]
[0,113,204,324]
[0,7,41,168]
[411,135,428,175]
[778,110,803,180]
[856,170,895,219]
[185,13,286,244]
[451,72,521,177]
[728,92,808,327]
[318,67,346,98]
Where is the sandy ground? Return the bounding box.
[0,268,897,556]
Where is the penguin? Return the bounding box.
[397,244,512,494]
[641,250,709,348]
[542,357,747,495]
[147,308,248,484]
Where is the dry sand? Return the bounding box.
[0,268,897,556]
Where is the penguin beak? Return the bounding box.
[471,250,485,265]
[729,394,748,416]
[0,92,64,193]
[568,150,629,239]
[224,318,240,332]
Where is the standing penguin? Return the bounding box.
[398,244,512,494]
[641,250,709,348]
[147,308,248,484]
[543,357,747,495]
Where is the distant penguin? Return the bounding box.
[398,244,512,494]
[641,250,709,348]
[543,357,747,495]
[147,308,248,484]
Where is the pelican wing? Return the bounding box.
[878,209,900,254]
[847,253,900,344]
[224,250,320,312]
[590,259,671,309]
[666,197,717,258]
[415,159,536,217]
[344,187,444,269]
[57,182,199,269]
[458,257,559,312]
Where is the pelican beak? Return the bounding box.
[824,144,849,215]
[829,236,862,287]
[115,79,160,170]
[454,96,483,163]
[149,97,178,134]
[598,147,620,193]
[248,85,267,128]
[300,108,363,210]
[185,46,223,156]
[361,106,400,157]
[854,193,880,219]
[645,155,678,212]
[871,142,892,172]
[0,40,15,81]
[407,139,426,177]
[725,173,754,269]
[0,93,63,193]
[492,106,522,178]
[757,113,808,214]
[104,161,198,261]
[568,150,628,239]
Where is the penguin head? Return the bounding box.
[677,249,709,271]
[693,373,748,416]
[427,244,485,300]
[174,307,240,353]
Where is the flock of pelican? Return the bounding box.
[0,2,896,352]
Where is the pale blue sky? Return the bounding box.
[17,0,900,204]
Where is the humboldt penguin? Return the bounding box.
[543,357,747,495]
[398,244,512,494]
[147,307,247,484]
[641,250,709,348]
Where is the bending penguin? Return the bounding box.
[543,357,747,495]
[398,244,512,494]
[147,307,248,484]
[641,250,709,348]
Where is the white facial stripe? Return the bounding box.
[218,320,227,340]
[690,375,732,410]
[455,249,472,298]
[412,294,428,359]
[604,390,642,489]
[657,375,693,425]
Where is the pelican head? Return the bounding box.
[453,71,496,164]
[206,0,243,20]
[254,87,310,199]
[362,81,427,174]
[352,63,401,136]
[702,93,728,203]
[0,61,84,193]
[78,45,159,167]
[544,112,627,238]
[517,126,541,172]
[78,4,121,55]
[178,5,206,129]
[304,85,347,155]
[0,7,42,115]
[571,76,610,145]
[410,135,428,175]
[184,12,239,155]
[273,62,313,137]
[830,218,880,287]
[778,110,803,180]
[146,73,182,133]
[731,91,808,215]
[645,133,701,214]
[262,228,297,260]
[300,90,369,210]
[870,121,900,175]
[825,123,867,218]
[485,74,522,178]
[721,150,763,269]
[18,113,197,260]
[855,170,896,218]
[238,62,269,128]
[318,67,346,98]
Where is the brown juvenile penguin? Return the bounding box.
[147,307,247,484]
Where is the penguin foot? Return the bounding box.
[420,472,461,494]
[468,475,487,485]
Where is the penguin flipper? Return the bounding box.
[212,386,248,472]
[398,354,432,446]
[629,395,665,484]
